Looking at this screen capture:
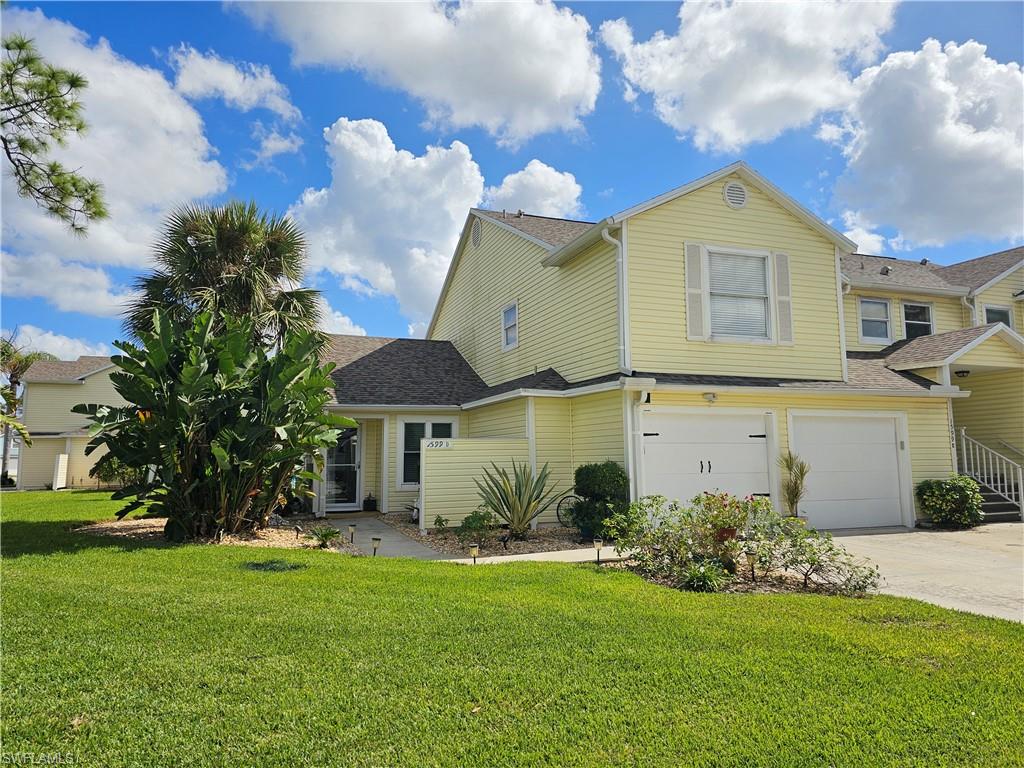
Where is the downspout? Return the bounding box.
[961,295,977,326]
[602,227,628,374]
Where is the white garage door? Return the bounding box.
[640,411,772,504]
[790,414,905,529]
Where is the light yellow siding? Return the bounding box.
[953,370,1024,454]
[421,438,530,526]
[430,217,619,385]
[533,397,573,523]
[16,438,63,489]
[466,399,527,438]
[648,390,955,515]
[957,336,1023,369]
[22,371,125,433]
[627,173,844,380]
[359,419,382,502]
[844,291,965,351]
[975,267,1024,336]
[66,438,107,488]
[571,390,625,467]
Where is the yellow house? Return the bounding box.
[17,162,1023,527]
[16,356,124,490]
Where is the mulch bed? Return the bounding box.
[77,516,363,555]
[381,512,592,557]
[606,561,865,596]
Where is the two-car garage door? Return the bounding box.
[639,409,908,529]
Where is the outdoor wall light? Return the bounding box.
[702,392,717,403]
[348,523,356,543]
[955,369,970,379]
[593,538,604,564]
[744,548,756,583]
[468,543,480,564]
[371,536,382,557]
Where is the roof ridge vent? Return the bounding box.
[517,209,524,218]
[920,258,929,265]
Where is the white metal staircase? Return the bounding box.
[958,429,1023,522]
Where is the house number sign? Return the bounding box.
[425,439,452,449]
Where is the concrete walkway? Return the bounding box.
[834,523,1023,622]
[323,515,448,560]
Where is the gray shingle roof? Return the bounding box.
[935,246,1023,289]
[841,253,962,292]
[23,356,112,383]
[322,335,485,406]
[474,209,594,248]
[882,324,1004,367]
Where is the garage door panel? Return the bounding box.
[802,445,898,473]
[653,414,767,444]
[795,417,896,445]
[801,498,903,529]
[805,469,900,501]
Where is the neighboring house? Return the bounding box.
[16,356,123,490]
[16,162,1023,528]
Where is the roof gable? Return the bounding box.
[884,323,1024,369]
[23,356,113,383]
[936,245,1023,290]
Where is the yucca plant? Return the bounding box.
[305,525,342,549]
[474,460,562,539]
[778,451,811,517]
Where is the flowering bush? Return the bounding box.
[915,476,984,528]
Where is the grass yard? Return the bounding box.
[2,491,1023,767]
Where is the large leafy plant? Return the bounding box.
[74,310,351,540]
[915,476,984,528]
[474,460,561,539]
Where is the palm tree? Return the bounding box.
[0,335,55,480]
[125,201,322,344]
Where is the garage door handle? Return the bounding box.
[700,461,704,474]
[748,433,767,439]
[707,460,711,473]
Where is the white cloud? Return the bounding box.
[243,123,304,170]
[826,39,1024,247]
[840,211,887,255]
[601,1,895,152]
[239,1,600,146]
[406,321,429,339]
[484,160,582,218]
[315,296,366,337]
[289,118,582,328]
[0,8,226,316]
[6,324,110,360]
[169,45,300,122]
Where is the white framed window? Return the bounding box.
[859,297,892,344]
[707,249,770,339]
[984,305,1012,327]
[501,302,518,351]
[398,418,457,487]
[902,301,933,340]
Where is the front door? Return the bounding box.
[326,426,360,511]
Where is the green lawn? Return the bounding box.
[2,491,1022,767]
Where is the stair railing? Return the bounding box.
[959,428,1023,509]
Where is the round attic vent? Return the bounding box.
[723,181,748,209]
[471,218,482,247]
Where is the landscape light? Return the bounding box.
[371,536,382,557]
[468,543,480,564]
[593,538,604,564]
[348,523,356,543]
[744,548,757,583]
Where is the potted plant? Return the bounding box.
[695,492,746,542]
[362,492,378,512]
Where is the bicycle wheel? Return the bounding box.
[556,494,581,527]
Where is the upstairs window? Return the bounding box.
[903,302,933,339]
[708,251,769,338]
[501,302,518,350]
[401,420,455,486]
[859,298,891,343]
[984,305,1012,327]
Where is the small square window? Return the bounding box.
[400,420,456,486]
[501,303,518,350]
[903,303,933,340]
[985,306,1012,327]
[860,298,891,342]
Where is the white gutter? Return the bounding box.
[961,295,977,326]
[601,226,629,374]
[646,381,968,398]
[460,380,622,410]
[844,280,970,298]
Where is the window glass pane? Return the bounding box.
[503,305,517,328]
[905,322,931,340]
[403,452,420,484]
[403,422,425,451]
[504,325,517,346]
[986,307,1011,325]
[860,300,889,320]
[709,253,767,296]
[861,319,889,339]
[431,422,452,439]
[903,304,930,323]
[709,295,768,337]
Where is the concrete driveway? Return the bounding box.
[833,523,1023,622]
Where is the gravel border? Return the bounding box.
[380,512,592,557]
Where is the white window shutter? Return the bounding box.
[685,242,707,340]
[773,251,793,343]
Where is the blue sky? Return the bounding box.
[1,1,1021,359]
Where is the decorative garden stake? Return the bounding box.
[594,538,604,564]
[469,543,480,565]
[371,536,382,557]
[348,523,356,544]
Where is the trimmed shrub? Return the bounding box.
[456,508,497,544]
[569,461,629,537]
[916,476,984,528]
